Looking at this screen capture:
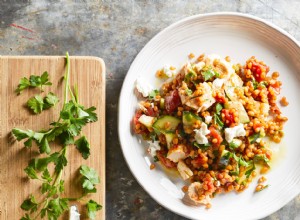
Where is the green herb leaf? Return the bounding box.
[254,154,270,167]
[44,198,69,219]
[249,132,260,144]
[15,78,31,95]
[184,70,197,83]
[215,103,223,115]
[21,213,33,220]
[245,161,256,178]
[185,88,193,96]
[40,71,52,86]
[21,195,38,212]
[54,148,67,173]
[259,81,268,88]
[41,182,51,194]
[40,137,50,154]
[229,141,239,150]
[27,92,59,114]
[16,71,52,94]
[41,169,52,182]
[214,113,224,128]
[153,156,159,162]
[27,95,44,114]
[43,92,59,109]
[202,69,216,81]
[12,128,35,141]
[193,142,211,150]
[24,166,39,180]
[253,80,258,90]
[80,165,100,194]
[75,136,91,159]
[28,152,59,172]
[148,89,159,100]
[58,180,65,193]
[87,199,102,219]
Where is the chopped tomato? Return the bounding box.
[156,150,177,169]
[165,90,181,114]
[251,62,269,82]
[214,92,226,103]
[145,107,157,117]
[133,111,148,134]
[208,126,223,146]
[221,109,235,126]
[133,111,142,125]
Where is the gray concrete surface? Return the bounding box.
[1,0,300,219]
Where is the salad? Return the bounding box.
[132,54,288,208]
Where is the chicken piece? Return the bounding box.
[177,160,193,180]
[178,82,215,113]
[196,82,215,112]
[167,144,187,163]
[183,182,211,206]
[206,54,235,78]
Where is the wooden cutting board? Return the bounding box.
[0,56,105,219]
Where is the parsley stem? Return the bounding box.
[64,195,84,201]
[52,147,67,187]
[32,199,48,220]
[64,52,70,105]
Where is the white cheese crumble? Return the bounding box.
[204,115,212,124]
[135,77,153,97]
[194,123,210,144]
[225,123,246,143]
[147,141,161,157]
[162,65,177,77]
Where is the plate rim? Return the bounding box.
[118,12,300,220]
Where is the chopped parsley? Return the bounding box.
[149,89,160,100]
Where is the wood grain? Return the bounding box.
[0,56,105,219]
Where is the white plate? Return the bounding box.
[118,12,300,220]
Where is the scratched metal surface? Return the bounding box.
[0,0,300,220]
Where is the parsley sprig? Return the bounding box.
[16,71,52,94]
[13,52,102,220]
[27,92,59,114]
